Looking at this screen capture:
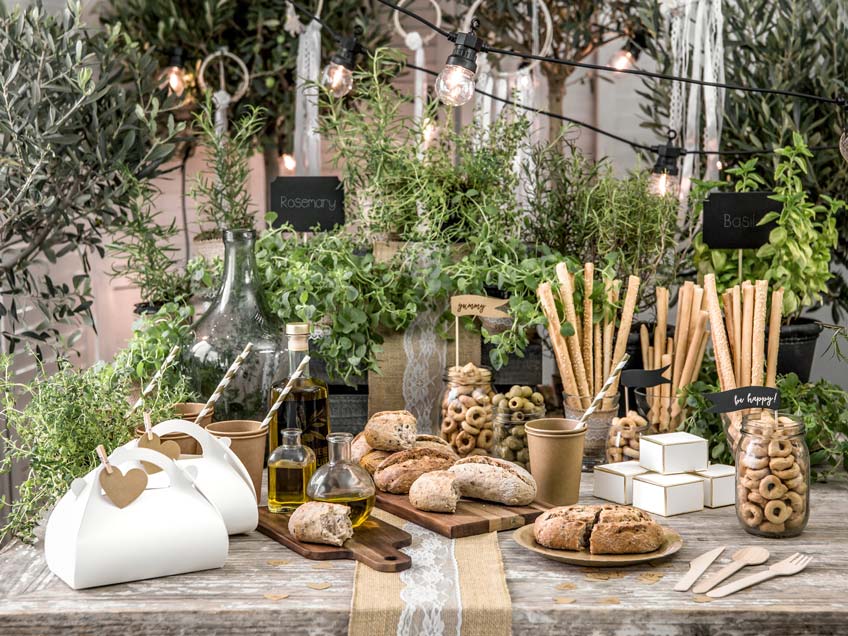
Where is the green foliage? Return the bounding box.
[0,2,183,352]
[0,356,193,542]
[108,182,191,305]
[692,134,844,320]
[192,97,266,238]
[113,302,196,386]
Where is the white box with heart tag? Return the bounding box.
[632,472,704,516]
[638,432,708,474]
[693,464,735,508]
[593,461,650,505]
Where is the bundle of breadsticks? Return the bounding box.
[639,282,710,432]
[537,262,641,411]
[703,273,783,449]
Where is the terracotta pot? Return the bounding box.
[525,418,587,507]
[206,419,267,502]
[173,402,214,428]
[134,425,198,456]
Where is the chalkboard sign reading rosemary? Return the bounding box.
[702,192,782,249]
[269,177,345,231]
[705,387,781,414]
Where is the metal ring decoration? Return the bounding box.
[393,0,442,45]
[197,48,250,103]
[461,0,553,79]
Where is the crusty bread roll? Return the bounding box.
[351,432,373,464]
[448,456,536,505]
[288,502,353,547]
[414,434,457,458]
[359,449,391,475]
[533,504,664,555]
[364,410,417,451]
[374,447,456,494]
[409,470,461,513]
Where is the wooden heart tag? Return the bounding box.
[137,432,181,474]
[99,466,148,509]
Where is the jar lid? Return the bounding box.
[445,363,492,384]
[286,323,310,336]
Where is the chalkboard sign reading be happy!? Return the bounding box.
[269,176,345,231]
[702,191,782,250]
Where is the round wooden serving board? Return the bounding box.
[512,524,683,567]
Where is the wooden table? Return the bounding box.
[2,476,846,635]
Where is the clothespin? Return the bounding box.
[96,444,113,475]
[143,412,153,440]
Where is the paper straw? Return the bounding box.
[259,356,311,430]
[579,353,630,425]
[126,345,181,417]
[193,342,254,424]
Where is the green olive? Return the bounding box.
[510,411,525,422]
[530,392,545,406]
[499,447,515,461]
[513,425,526,438]
[506,436,523,451]
[517,448,530,463]
[520,386,533,398]
[492,393,506,406]
[508,396,523,411]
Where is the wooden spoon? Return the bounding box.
[693,546,770,593]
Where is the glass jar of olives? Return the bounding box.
[492,385,545,471]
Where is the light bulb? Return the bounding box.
[435,65,476,107]
[716,159,724,171]
[648,171,680,197]
[280,153,296,175]
[840,130,848,164]
[322,61,353,98]
[609,49,636,72]
[164,65,186,96]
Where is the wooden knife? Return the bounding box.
[673,546,726,592]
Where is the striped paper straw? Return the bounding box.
[193,342,254,425]
[259,356,311,430]
[579,353,630,425]
[126,345,181,417]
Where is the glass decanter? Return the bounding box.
[185,229,283,421]
[268,429,316,513]
[306,432,376,527]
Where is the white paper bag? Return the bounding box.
[131,419,258,535]
[44,446,228,590]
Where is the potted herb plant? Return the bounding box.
[692,133,845,380]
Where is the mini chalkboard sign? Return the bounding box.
[702,191,782,250]
[269,176,345,231]
[705,387,781,414]
[620,365,672,389]
[449,294,510,368]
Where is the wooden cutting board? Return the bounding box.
[376,492,548,539]
[257,507,412,572]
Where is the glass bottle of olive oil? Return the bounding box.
[307,432,376,527]
[269,323,331,466]
[268,429,315,513]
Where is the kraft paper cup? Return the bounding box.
[173,402,214,428]
[525,418,587,507]
[206,419,266,502]
[135,425,198,456]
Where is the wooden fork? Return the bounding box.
[707,553,813,598]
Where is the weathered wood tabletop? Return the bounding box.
[1,476,846,636]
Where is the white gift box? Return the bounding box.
[632,472,705,517]
[593,461,650,505]
[694,464,735,508]
[638,432,708,474]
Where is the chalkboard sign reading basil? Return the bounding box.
[269,176,345,231]
[702,191,782,249]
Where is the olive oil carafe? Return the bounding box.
[269,323,331,466]
[307,432,376,527]
[268,429,315,513]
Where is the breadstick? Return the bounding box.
[765,287,784,387]
[731,285,742,386]
[583,263,594,393]
[593,322,602,395]
[555,263,591,407]
[639,323,650,371]
[606,275,641,398]
[672,283,693,396]
[692,329,710,386]
[704,274,737,392]
[570,271,581,345]
[602,279,619,380]
[672,310,708,418]
[538,282,581,410]
[688,286,704,337]
[659,352,673,432]
[740,282,754,387]
[654,287,669,370]
[752,280,769,386]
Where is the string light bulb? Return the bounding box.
[435,21,484,107]
[322,34,360,98]
[649,131,683,197]
[609,31,646,73]
[161,47,186,97]
[280,153,296,175]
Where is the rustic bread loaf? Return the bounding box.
[533,505,602,550]
[359,449,391,475]
[448,456,536,505]
[589,519,664,555]
[287,501,353,547]
[414,434,457,458]
[364,410,417,451]
[409,470,461,513]
[373,447,457,494]
[351,432,373,464]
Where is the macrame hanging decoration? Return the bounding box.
[197,49,250,137]
[663,0,725,211]
[394,0,443,126]
[292,0,323,176]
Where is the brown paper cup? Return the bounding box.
[135,425,198,456]
[206,419,266,502]
[173,402,214,428]
[526,418,587,507]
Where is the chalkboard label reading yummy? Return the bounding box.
[702,191,782,250]
[705,387,781,414]
[269,176,345,231]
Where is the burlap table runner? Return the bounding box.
[349,510,512,636]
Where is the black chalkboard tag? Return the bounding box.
[702,191,781,249]
[620,365,671,389]
[705,387,781,414]
[269,176,345,231]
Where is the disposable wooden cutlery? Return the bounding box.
[673,546,726,592]
[707,553,813,598]
[692,546,769,594]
